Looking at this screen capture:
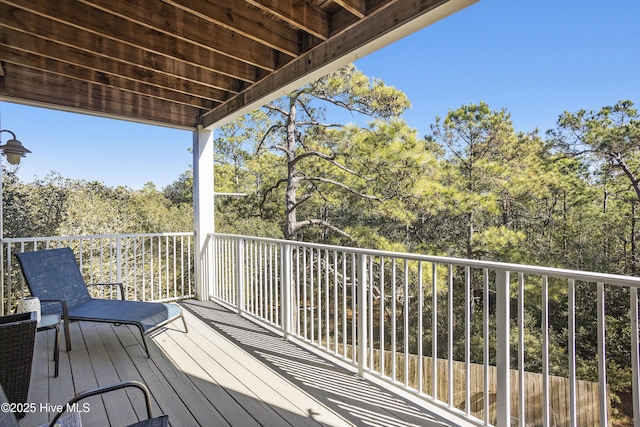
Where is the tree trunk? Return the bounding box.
[632,201,638,275]
[285,97,299,240]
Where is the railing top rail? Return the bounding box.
[210,232,640,288]
[4,232,194,244]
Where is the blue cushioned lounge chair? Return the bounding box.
[15,247,187,358]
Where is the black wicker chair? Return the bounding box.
[15,247,188,358]
[0,311,37,419]
[0,380,168,427]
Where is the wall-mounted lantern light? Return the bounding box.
[0,130,31,164]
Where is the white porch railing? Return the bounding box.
[207,233,640,427]
[1,232,195,315]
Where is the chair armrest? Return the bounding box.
[48,380,154,427]
[39,299,69,326]
[88,283,125,300]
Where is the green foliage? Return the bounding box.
[163,170,193,205]
[310,64,411,118]
[549,100,640,274]
[2,170,71,238]
[2,171,193,238]
[471,226,526,261]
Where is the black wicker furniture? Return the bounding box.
[15,247,187,358]
[0,311,37,419]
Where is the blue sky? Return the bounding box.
[1,0,639,190]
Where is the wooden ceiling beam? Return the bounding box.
[332,0,367,18]
[0,64,199,129]
[0,28,238,101]
[0,46,222,110]
[2,0,279,72]
[0,3,259,85]
[78,0,294,69]
[0,0,476,131]
[203,0,475,128]
[244,0,330,40]
[328,0,393,36]
[163,0,301,57]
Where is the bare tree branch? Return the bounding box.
[264,103,288,116]
[290,194,312,211]
[302,176,380,200]
[259,178,288,212]
[297,121,343,128]
[292,151,373,181]
[256,124,288,155]
[291,218,352,239]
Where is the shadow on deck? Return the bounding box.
[19,300,462,427]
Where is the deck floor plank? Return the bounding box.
[94,322,164,422]
[175,305,350,427]
[108,323,202,427]
[182,300,455,427]
[155,327,261,427]
[67,321,110,426]
[26,326,52,426]
[164,308,338,427]
[19,300,462,427]
[46,322,82,425]
[142,335,232,427]
[84,321,140,427]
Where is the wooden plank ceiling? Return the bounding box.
[0,0,471,130]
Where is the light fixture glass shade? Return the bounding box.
[6,153,21,164]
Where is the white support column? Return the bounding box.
[193,125,215,301]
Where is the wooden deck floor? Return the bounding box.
[19,300,461,427]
